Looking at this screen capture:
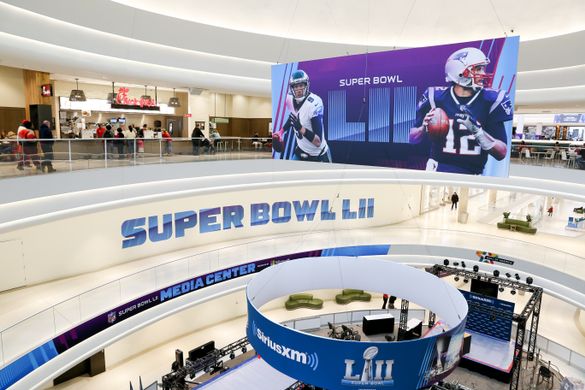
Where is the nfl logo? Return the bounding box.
[107,311,117,324]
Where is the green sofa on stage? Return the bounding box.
[497,215,537,234]
[285,293,324,310]
[335,289,372,305]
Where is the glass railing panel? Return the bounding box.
[217,245,248,269]
[155,258,190,289]
[570,350,585,371]
[53,296,82,335]
[78,281,121,321]
[119,268,157,303]
[188,251,218,276]
[547,339,571,363]
[1,308,54,364]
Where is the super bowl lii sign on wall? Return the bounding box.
[247,257,469,389]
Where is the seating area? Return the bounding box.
[335,289,372,305]
[497,214,537,234]
[284,293,324,310]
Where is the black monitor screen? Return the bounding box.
[470,279,499,298]
[188,340,215,361]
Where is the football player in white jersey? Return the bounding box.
[281,70,331,162]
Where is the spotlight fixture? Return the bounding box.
[515,273,521,281]
[141,85,151,101]
[498,287,505,292]
[510,290,516,295]
[241,347,247,353]
[454,276,460,282]
[168,88,181,107]
[526,276,533,285]
[461,261,466,268]
[505,273,512,278]
[230,353,236,360]
[453,262,459,267]
[463,279,469,284]
[473,265,479,273]
[69,78,86,102]
[493,270,500,277]
[107,81,117,103]
[443,259,449,266]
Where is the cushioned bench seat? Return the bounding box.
[335,289,372,304]
[285,293,323,310]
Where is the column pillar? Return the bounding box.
[488,189,498,208]
[457,187,469,223]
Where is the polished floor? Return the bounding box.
[0,181,584,389]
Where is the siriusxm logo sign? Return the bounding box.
[342,346,394,387]
[254,323,318,370]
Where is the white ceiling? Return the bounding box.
[1,0,585,110]
[112,0,585,46]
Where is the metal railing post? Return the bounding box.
[104,139,108,168]
[133,138,137,165]
[67,139,72,171]
[159,138,163,162]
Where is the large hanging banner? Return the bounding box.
[272,37,519,177]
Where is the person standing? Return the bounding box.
[39,120,56,172]
[16,120,40,170]
[547,205,554,217]
[382,293,389,310]
[451,192,459,210]
[191,125,205,155]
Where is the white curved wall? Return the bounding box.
[1,0,585,106]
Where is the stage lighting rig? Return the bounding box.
[505,272,511,278]
[443,259,449,266]
[493,270,500,277]
[526,277,533,285]
[461,261,466,268]
[515,273,521,281]
[473,265,479,272]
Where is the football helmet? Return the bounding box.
[289,69,310,102]
[445,47,493,90]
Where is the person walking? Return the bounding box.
[382,293,389,309]
[547,206,554,217]
[451,192,459,210]
[39,120,56,172]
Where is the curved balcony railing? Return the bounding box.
[1,138,584,179]
[1,227,585,376]
[0,137,273,178]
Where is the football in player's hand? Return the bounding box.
[272,130,285,153]
[427,108,450,139]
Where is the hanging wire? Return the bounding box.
[276,0,301,64]
[488,0,508,37]
[393,0,418,49]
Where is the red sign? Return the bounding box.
[41,84,53,97]
[184,113,192,118]
[114,87,157,108]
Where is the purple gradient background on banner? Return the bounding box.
[281,38,512,172]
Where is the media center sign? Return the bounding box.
[246,257,469,389]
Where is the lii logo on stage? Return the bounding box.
[342,346,395,387]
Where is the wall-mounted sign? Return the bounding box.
[184,113,192,118]
[111,87,160,111]
[41,84,53,97]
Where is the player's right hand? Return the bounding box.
[422,108,436,132]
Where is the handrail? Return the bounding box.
[1,226,585,371]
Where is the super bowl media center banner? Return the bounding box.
[272,37,519,177]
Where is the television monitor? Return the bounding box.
[188,340,215,362]
[117,117,126,124]
[109,118,117,123]
[470,279,499,298]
